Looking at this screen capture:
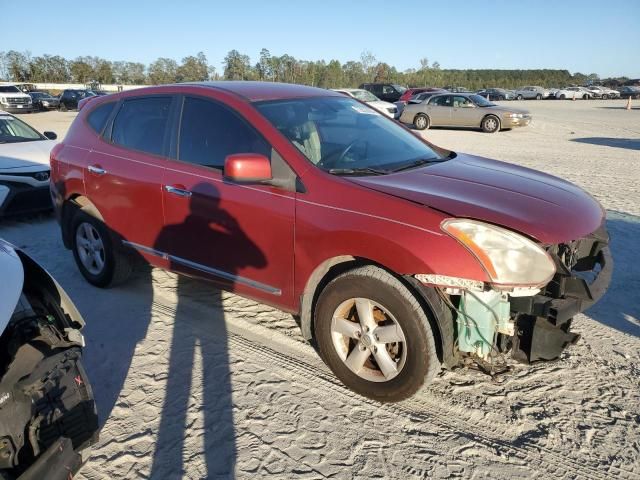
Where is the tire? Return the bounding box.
[314,265,440,402]
[59,102,67,112]
[516,94,523,100]
[536,94,542,100]
[602,94,608,100]
[583,94,588,100]
[413,113,430,130]
[481,115,500,133]
[71,209,131,287]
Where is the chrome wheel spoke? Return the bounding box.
[332,317,361,339]
[345,346,370,373]
[374,324,403,344]
[373,347,398,379]
[355,298,377,332]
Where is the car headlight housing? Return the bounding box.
[506,113,523,118]
[441,219,556,288]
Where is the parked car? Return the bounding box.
[0,238,99,479]
[332,88,397,117]
[475,88,515,101]
[619,86,640,99]
[0,111,57,216]
[28,91,60,110]
[513,86,550,100]
[586,85,620,99]
[51,82,610,402]
[0,84,35,113]
[359,83,407,103]
[397,87,446,104]
[554,87,592,99]
[400,93,531,133]
[443,86,472,93]
[395,91,442,118]
[58,89,97,111]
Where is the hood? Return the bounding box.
[0,240,24,333]
[350,153,604,244]
[0,140,56,169]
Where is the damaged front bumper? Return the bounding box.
[509,228,612,363]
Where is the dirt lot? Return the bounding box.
[3,99,639,479]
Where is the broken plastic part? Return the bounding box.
[457,290,512,359]
[415,274,484,291]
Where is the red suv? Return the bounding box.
[51,82,611,401]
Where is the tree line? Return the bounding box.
[0,49,631,90]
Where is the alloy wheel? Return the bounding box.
[75,222,106,275]
[330,297,407,382]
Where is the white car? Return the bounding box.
[586,85,620,99]
[0,111,57,216]
[0,84,35,113]
[332,88,398,117]
[554,86,592,100]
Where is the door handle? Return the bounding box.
[88,165,107,175]
[164,185,192,197]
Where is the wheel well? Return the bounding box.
[298,257,451,366]
[481,113,500,128]
[60,195,104,249]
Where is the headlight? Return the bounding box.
[441,219,556,288]
[0,97,6,104]
[506,113,523,118]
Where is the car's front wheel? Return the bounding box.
[71,210,131,287]
[314,266,440,402]
[516,94,523,100]
[602,94,609,100]
[481,115,501,133]
[413,113,430,130]
[536,94,542,100]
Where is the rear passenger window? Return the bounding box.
[178,97,270,169]
[87,102,114,134]
[111,96,172,156]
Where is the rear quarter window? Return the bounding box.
[87,102,115,134]
[111,96,172,156]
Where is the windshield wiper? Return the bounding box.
[328,167,389,176]
[389,158,445,173]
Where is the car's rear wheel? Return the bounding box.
[481,115,500,133]
[516,94,523,100]
[602,94,609,100]
[536,94,542,100]
[583,94,589,100]
[559,94,566,100]
[71,210,131,287]
[314,266,440,402]
[413,113,430,130]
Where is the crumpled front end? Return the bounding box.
[415,224,612,368]
[509,224,612,363]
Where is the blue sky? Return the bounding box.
[6,0,640,78]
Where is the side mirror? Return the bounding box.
[224,153,272,183]
[43,131,57,140]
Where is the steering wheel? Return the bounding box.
[318,139,361,169]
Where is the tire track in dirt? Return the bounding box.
[151,298,639,480]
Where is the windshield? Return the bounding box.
[256,97,444,174]
[469,95,495,107]
[351,90,379,102]
[0,86,21,93]
[0,115,43,143]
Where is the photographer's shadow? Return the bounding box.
[149,181,266,479]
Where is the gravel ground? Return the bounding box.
[3,99,639,479]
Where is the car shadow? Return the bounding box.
[571,137,640,151]
[585,211,640,337]
[147,181,266,478]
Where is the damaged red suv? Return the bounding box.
[50,82,611,402]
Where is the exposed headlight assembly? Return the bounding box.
[441,219,556,288]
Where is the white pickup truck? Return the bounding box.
[0,84,35,113]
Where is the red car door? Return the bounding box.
[84,95,174,268]
[158,94,296,309]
